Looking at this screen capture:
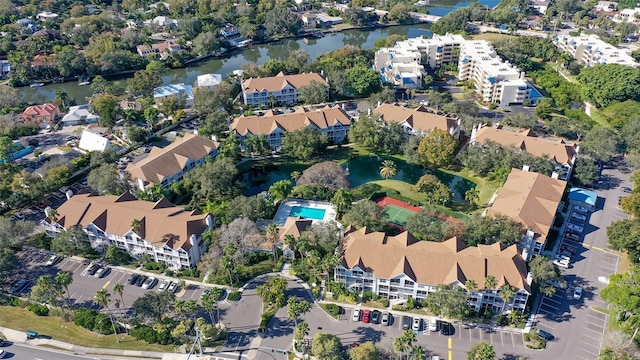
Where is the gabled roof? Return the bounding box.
[488,168,566,242]
[22,103,58,116]
[230,106,351,137]
[242,72,329,93]
[125,133,219,185]
[341,227,530,292]
[53,192,210,251]
[472,125,578,166]
[373,103,459,133]
[278,217,313,242]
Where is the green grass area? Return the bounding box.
[440,167,497,208]
[470,33,512,42]
[587,107,612,128]
[0,306,174,352]
[318,303,342,320]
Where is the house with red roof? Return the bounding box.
[22,103,60,125]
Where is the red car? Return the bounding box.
[362,309,371,323]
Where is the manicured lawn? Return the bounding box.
[440,167,498,209]
[0,306,174,352]
[318,303,343,320]
[471,33,512,42]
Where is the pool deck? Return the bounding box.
[273,199,337,226]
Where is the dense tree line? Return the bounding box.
[578,64,640,108]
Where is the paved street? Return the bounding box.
[1,342,99,360]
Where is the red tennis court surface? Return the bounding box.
[372,196,422,212]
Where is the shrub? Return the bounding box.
[380,298,390,307]
[93,314,115,334]
[74,308,99,330]
[28,303,49,316]
[7,297,21,307]
[227,291,241,301]
[362,290,375,303]
[325,304,342,316]
[143,261,163,270]
[179,268,200,278]
[164,269,174,276]
[259,312,274,332]
[131,325,158,343]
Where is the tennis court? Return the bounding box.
[373,196,421,226]
[385,204,417,226]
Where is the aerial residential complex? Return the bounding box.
[375,36,536,105]
[553,34,639,68]
[126,133,220,190]
[241,72,330,106]
[230,105,351,150]
[43,192,213,270]
[372,103,462,139]
[487,167,567,260]
[335,226,531,314]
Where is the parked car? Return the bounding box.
[362,309,371,323]
[598,276,610,284]
[440,321,453,335]
[553,258,570,269]
[135,275,147,287]
[0,349,6,358]
[127,274,139,285]
[564,232,580,241]
[10,279,30,293]
[142,276,157,290]
[412,317,422,331]
[622,186,633,193]
[573,286,583,300]
[158,279,170,291]
[559,245,576,255]
[45,255,61,266]
[573,206,588,214]
[381,312,390,326]
[535,328,555,341]
[95,266,110,278]
[86,263,101,276]
[429,317,438,331]
[571,212,587,222]
[566,223,584,233]
[352,308,361,322]
[402,316,411,330]
[371,310,380,324]
[168,281,179,293]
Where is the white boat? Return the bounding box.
[30,83,44,87]
[78,81,91,86]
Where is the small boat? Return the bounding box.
[30,83,44,87]
[78,81,91,86]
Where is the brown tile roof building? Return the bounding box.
[339,226,530,292]
[230,106,351,150]
[241,72,329,106]
[126,133,219,189]
[488,168,566,245]
[278,217,313,242]
[470,124,578,166]
[53,192,210,253]
[373,103,461,139]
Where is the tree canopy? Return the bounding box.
[297,161,349,189]
[578,64,640,108]
[342,200,387,231]
[281,128,329,161]
[417,129,458,167]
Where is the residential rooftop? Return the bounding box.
[242,72,328,93]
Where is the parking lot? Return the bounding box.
[4,247,211,315]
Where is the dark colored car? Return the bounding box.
[10,279,30,293]
[440,321,453,336]
[402,316,412,330]
[536,328,554,341]
[135,275,147,287]
[86,263,101,276]
[622,186,633,193]
[95,266,110,278]
[371,310,380,324]
[127,274,139,285]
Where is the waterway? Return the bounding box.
[18,0,501,104]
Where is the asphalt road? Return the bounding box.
[1,343,99,360]
[533,159,630,360]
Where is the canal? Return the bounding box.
[18,0,501,104]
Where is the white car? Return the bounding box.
[573,286,583,300]
[412,317,422,331]
[45,255,60,266]
[352,308,361,322]
[598,276,610,285]
[381,312,389,326]
[142,276,157,290]
[158,279,170,291]
[429,317,438,331]
[0,349,5,358]
[167,281,179,293]
[566,223,584,233]
[553,258,570,269]
[571,212,587,222]
[573,206,588,214]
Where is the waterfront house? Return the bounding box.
[372,103,461,140]
[78,130,112,152]
[335,226,531,314]
[61,105,99,126]
[196,74,222,90]
[36,11,58,20]
[153,83,194,107]
[144,16,178,28]
[119,97,143,112]
[230,105,350,151]
[241,71,329,106]
[21,103,60,126]
[301,13,318,28]
[220,24,240,39]
[126,132,219,190]
[30,54,54,69]
[136,42,182,58]
[486,167,566,260]
[43,192,213,270]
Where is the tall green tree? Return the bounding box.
[311,332,342,360]
[342,200,387,231]
[298,81,328,104]
[346,65,382,97]
[281,128,329,161]
[87,163,128,195]
[55,271,73,307]
[414,174,452,205]
[417,129,458,167]
[350,341,381,360]
[393,330,417,360]
[379,160,397,179]
[90,93,121,129]
[467,342,496,360]
[186,157,241,202]
[127,70,162,97]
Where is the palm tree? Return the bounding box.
[379,160,397,179]
[130,218,143,235]
[266,223,279,262]
[499,285,516,315]
[487,167,510,185]
[465,188,480,206]
[294,321,309,342]
[46,208,58,224]
[55,271,73,307]
[283,234,297,260]
[268,95,277,108]
[465,279,478,294]
[410,345,427,360]
[94,289,119,343]
[484,275,498,292]
[393,330,417,360]
[290,170,302,183]
[202,287,224,324]
[113,283,126,316]
[221,255,235,286]
[331,188,354,215]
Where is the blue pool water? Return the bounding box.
[290,206,326,220]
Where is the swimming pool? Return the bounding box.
[290,206,327,220]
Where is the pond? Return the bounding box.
[243,155,476,202]
[344,155,475,201]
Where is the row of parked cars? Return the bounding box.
[351,309,450,335]
[126,273,180,292]
[555,205,589,268]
